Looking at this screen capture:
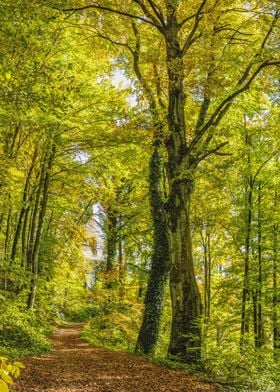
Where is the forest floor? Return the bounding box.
[13,323,219,392]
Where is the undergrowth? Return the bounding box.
[202,343,280,392]
[82,290,142,353]
[0,303,52,359]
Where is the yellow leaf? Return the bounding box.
[9,367,19,378]
[13,368,20,378]
[1,372,13,385]
[13,362,25,369]
[0,380,8,392]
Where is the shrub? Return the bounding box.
[203,342,280,391]
[82,302,142,352]
[0,305,52,358]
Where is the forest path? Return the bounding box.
[13,323,217,392]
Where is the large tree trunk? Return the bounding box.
[132,22,170,355]
[164,20,202,363]
[166,179,202,362]
[135,144,169,355]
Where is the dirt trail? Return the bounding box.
[13,323,217,392]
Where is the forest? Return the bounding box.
[0,1,279,391]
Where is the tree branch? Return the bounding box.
[195,96,211,131]
[179,12,199,28]
[189,59,280,152]
[131,22,158,115]
[146,0,166,26]
[252,151,279,187]
[52,3,161,30]
[182,0,207,56]
[153,64,166,110]
[238,11,279,85]
[131,0,165,32]
[198,141,230,162]
[214,24,254,36]
[97,31,132,52]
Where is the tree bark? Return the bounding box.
[256,182,264,347]
[240,129,252,348]
[273,190,279,359]
[164,19,202,363]
[202,228,211,321]
[166,179,202,362]
[105,207,118,272]
[118,239,126,300]
[2,209,12,291]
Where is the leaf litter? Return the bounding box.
[13,324,217,392]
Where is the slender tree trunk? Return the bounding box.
[138,273,145,299]
[240,130,252,348]
[118,239,126,300]
[273,190,279,359]
[0,125,21,260]
[27,174,42,272]
[105,207,118,272]
[256,182,264,347]
[27,145,55,309]
[10,149,37,264]
[21,205,31,269]
[0,194,11,236]
[4,209,12,260]
[135,144,169,355]
[27,172,46,307]
[252,290,258,347]
[202,228,211,321]
[2,209,12,290]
